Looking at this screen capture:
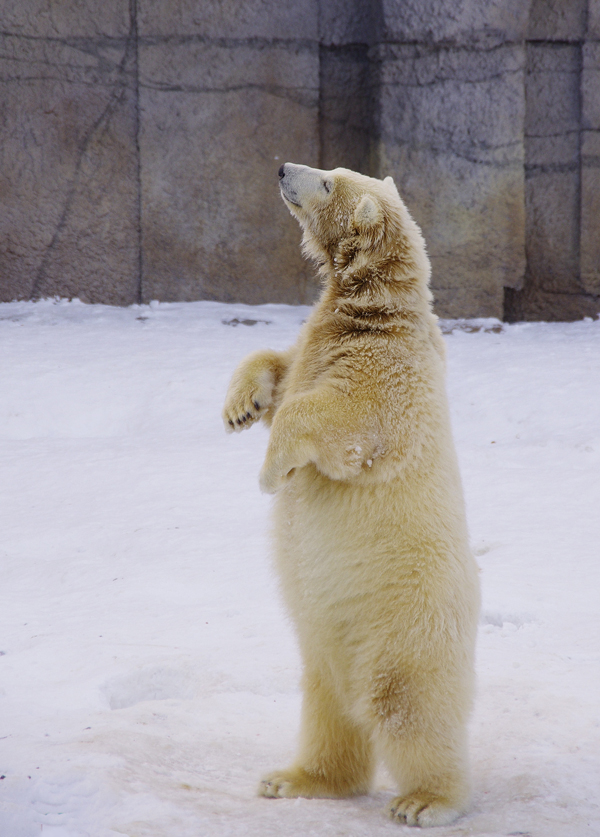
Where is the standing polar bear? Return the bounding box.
[223,163,480,827]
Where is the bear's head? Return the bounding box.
[278,163,430,296]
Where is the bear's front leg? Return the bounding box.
[258,392,324,492]
[223,348,291,432]
[259,389,374,492]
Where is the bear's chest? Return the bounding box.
[283,331,341,397]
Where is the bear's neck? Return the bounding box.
[310,275,430,341]
[323,249,431,322]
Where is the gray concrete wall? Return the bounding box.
[1,0,599,319]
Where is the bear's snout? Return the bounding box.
[278,163,327,209]
[278,163,304,208]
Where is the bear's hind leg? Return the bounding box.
[371,669,471,827]
[259,668,374,799]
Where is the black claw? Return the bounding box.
[245,412,252,419]
[253,400,260,410]
[236,418,243,425]
[228,419,234,427]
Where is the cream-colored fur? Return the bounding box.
[223,163,480,827]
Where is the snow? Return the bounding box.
[0,297,598,836]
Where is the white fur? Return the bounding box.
[223,164,480,827]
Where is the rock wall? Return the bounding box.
[0,2,141,306]
[1,0,321,307]
[376,0,528,318]
[505,0,600,320]
[1,0,598,319]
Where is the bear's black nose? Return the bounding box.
[278,164,285,179]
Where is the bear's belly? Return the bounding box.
[271,465,477,645]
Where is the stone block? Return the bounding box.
[319,44,375,173]
[524,170,580,293]
[504,284,600,321]
[377,43,526,318]
[525,43,580,138]
[589,0,600,39]
[581,131,600,295]
[582,42,600,132]
[318,1,381,175]
[1,0,129,37]
[580,42,600,295]
[138,38,320,304]
[524,43,580,295]
[507,36,600,321]
[0,27,140,305]
[381,0,529,46]
[318,0,381,45]
[528,0,587,41]
[138,0,318,39]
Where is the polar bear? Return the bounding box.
[222,163,480,827]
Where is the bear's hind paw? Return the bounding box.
[388,793,462,827]
[258,776,294,798]
[258,768,311,799]
[258,767,358,799]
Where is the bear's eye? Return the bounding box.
[323,179,332,194]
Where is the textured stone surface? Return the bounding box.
[524,43,581,295]
[319,44,375,173]
[581,42,600,296]
[1,0,599,319]
[0,1,321,307]
[319,0,381,45]
[1,0,129,37]
[528,0,587,41]
[139,38,319,304]
[138,0,318,40]
[378,42,526,318]
[318,0,381,174]
[0,13,141,305]
[590,0,600,39]
[381,0,530,44]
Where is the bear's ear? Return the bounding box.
[353,194,383,231]
[383,175,400,199]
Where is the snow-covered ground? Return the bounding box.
[0,298,598,837]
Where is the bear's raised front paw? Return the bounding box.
[388,793,462,828]
[222,394,266,433]
[223,360,277,433]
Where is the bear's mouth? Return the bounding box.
[279,184,302,208]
